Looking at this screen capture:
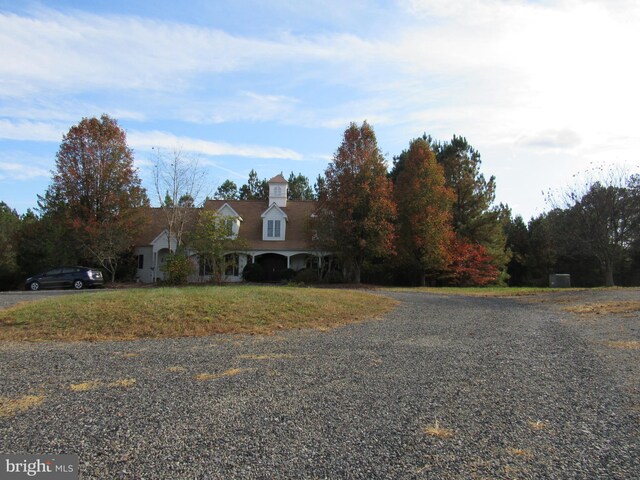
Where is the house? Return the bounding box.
[133,174,325,283]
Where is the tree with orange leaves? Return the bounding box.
[394,138,454,286]
[41,114,149,281]
[316,122,396,283]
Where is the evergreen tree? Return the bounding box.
[287,172,314,200]
[239,169,268,200]
[214,180,239,200]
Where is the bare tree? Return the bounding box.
[547,165,639,286]
[152,148,209,252]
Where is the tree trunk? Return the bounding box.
[604,261,615,287]
[419,269,426,287]
[352,262,361,284]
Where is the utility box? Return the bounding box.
[549,274,571,288]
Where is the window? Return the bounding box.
[225,254,240,276]
[220,218,232,235]
[199,257,212,276]
[267,219,281,238]
[274,186,282,196]
[137,255,144,269]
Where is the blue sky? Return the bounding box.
[1,0,638,219]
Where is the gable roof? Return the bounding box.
[268,174,287,184]
[204,199,316,251]
[261,202,288,220]
[133,207,199,247]
[217,202,243,220]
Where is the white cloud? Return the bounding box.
[0,161,50,180]
[517,129,582,151]
[0,119,65,142]
[127,130,303,160]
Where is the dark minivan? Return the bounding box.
[25,267,104,291]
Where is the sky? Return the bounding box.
[1,0,639,220]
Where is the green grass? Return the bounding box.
[383,286,587,296]
[0,286,397,342]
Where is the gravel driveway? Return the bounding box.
[1,289,638,479]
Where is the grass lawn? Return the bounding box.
[0,286,397,342]
[383,286,587,296]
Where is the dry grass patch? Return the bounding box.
[108,378,136,388]
[564,301,640,317]
[0,395,45,417]
[0,286,397,341]
[507,448,533,459]
[195,368,244,381]
[424,420,455,439]
[121,353,140,358]
[388,286,584,297]
[166,366,186,372]
[606,340,640,350]
[70,380,101,392]
[528,420,547,431]
[238,353,295,360]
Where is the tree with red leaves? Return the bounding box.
[447,238,500,286]
[316,122,396,283]
[395,138,454,286]
[42,115,149,281]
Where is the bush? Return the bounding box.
[161,254,195,285]
[324,270,344,284]
[242,262,265,282]
[294,268,320,284]
[280,268,297,281]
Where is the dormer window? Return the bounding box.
[267,219,281,238]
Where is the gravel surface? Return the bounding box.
[1,289,638,479]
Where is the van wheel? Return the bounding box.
[73,280,84,290]
[29,281,40,291]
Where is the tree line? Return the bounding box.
[0,115,638,289]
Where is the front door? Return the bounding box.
[257,254,287,282]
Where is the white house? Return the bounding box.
[133,174,325,283]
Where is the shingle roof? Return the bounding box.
[133,207,199,247]
[135,199,317,251]
[204,199,316,251]
[268,174,287,184]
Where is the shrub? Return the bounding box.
[324,270,344,284]
[242,262,265,282]
[280,268,297,281]
[294,268,320,284]
[161,254,195,285]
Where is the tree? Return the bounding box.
[214,180,239,200]
[153,148,207,253]
[239,169,267,200]
[549,168,639,286]
[447,238,500,286]
[41,115,149,282]
[0,202,21,289]
[316,121,396,283]
[504,213,529,286]
[189,210,248,284]
[313,174,325,199]
[287,172,314,200]
[394,138,454,286]
[434,135,509,283]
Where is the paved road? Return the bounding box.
[0,289,102,309]
[1,291,638,479]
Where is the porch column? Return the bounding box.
[287,255,291,268]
